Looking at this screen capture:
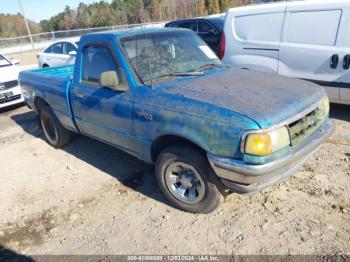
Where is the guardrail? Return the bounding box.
[0,22,165,54]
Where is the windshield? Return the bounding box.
[0,55,12,67]
[120,30,222,83]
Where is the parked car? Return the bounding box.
[37,41,78,68]
[222,0,350,105]
[20,28,334,213]
[0,54,24,109]
[165,17,225,58]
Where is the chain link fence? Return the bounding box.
[0,22,165,54]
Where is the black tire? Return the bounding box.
[156,146,223,213]
[40,106,71,148]
[42,64,49,68]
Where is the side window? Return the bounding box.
[44,46,51,53]
[286,10,341,46]
[82,46,118,83]
[345,17,350,47]
[175,21,197,32]
[45,43,63,54]
[82,45,127,88]
[234,12,285,42]
[64,42,77,54]
[198,21,215,33]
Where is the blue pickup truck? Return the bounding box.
[20,28,334,213]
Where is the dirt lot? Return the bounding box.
[0,103,349,256]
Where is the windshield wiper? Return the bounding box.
[193,63,229,72]
[169,72,204,76]
[150,71,204,82]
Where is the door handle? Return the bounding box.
[343,55,350,70]
[331,55,339,69]
[330,54,339,69]
[76,92,84,99]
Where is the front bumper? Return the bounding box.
[0,85,24,109]
[208,119,335,193]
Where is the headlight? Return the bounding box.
[243,126,290,156]
[316,96,330,121]
[323,96,330,116]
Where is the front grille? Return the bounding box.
[0,80,19,90]
[5,80,19,88]
[288,105,326,146]
[0,94,22,104]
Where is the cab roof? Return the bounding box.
[80,27,188,42]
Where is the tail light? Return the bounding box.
[219,32,225,60]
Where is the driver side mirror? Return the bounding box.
[99,71,128,92]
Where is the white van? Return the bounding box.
[222,0,350,105]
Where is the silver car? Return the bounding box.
[37,41,78,68]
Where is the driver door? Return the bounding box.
[71,44,136,152]
[43,42,66,67]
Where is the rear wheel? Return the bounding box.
[40,106,71,148]
[156,146,223,213]
[42,64,49,68]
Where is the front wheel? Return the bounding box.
[156,146,223,213]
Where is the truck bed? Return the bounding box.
[30,64,74,78]
[19,64,77,132]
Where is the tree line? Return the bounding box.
[40,0,255,31]
[1,0,255,37]
[0,13,40,37]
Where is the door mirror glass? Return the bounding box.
[68,50,77,56]
[100,71,127,92]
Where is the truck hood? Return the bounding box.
[158,68,326,128]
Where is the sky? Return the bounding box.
[1,0,112,22]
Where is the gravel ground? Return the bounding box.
[0,103,349,256]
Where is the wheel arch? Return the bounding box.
[34,96,49,113]
[151,134,208,162]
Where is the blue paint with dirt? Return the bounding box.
[19,28,327,165]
